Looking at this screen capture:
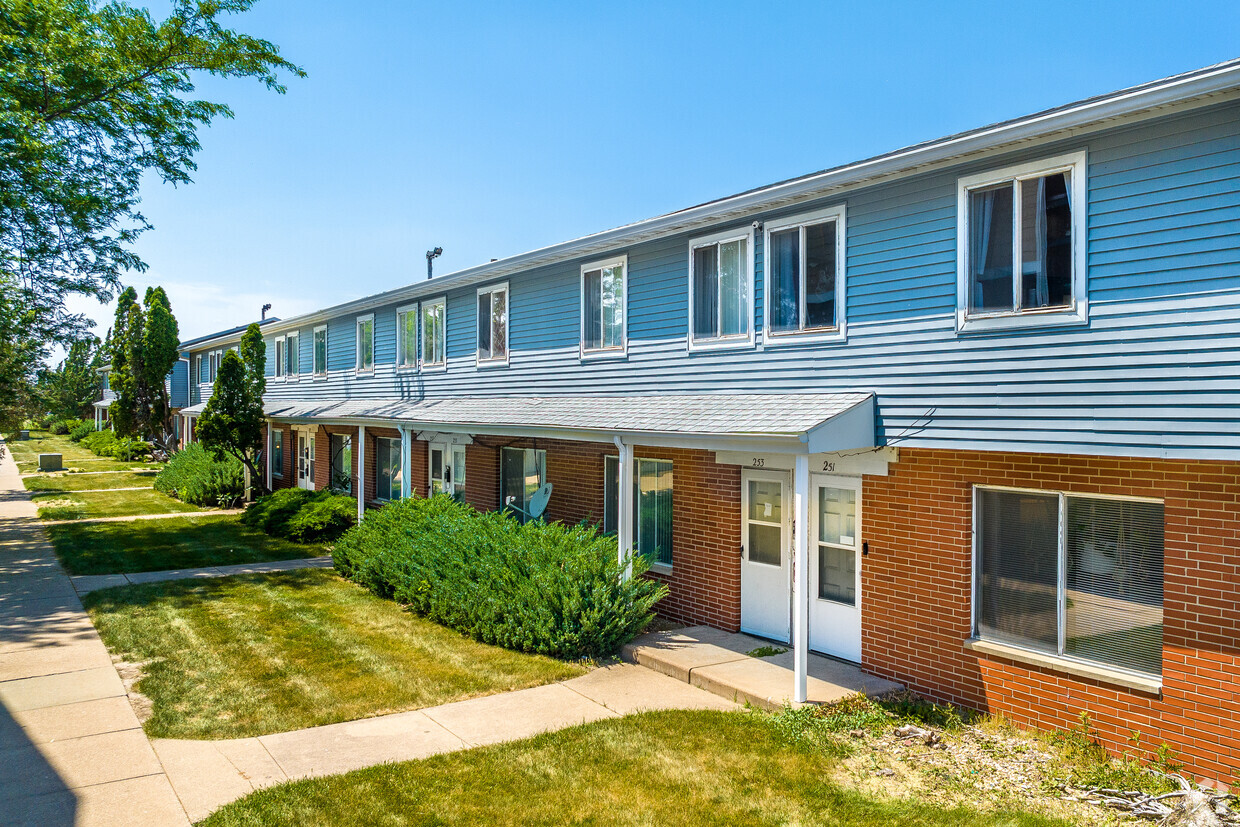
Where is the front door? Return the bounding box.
[809,475,862,661]
[740,470,791,642]
[297,430,316,490]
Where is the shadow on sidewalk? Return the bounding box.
[0,698,78,824]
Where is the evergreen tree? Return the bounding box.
[197,324,267,495]
[107,285,181,450]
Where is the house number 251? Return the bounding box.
[821,461,835,472]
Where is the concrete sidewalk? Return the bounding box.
[71,556,334,596]
[153,663,735,822]
[0,442,189,826]
[624,625,902,710]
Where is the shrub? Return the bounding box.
[242,488,356,543]
[333,496,667,660]
[80,429,151,461]
[155,443,244,507]
[69,421,95,442]
[49,419,78,435]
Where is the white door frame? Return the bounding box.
[295,426,316,491]
[739,468,792,642]
[808,473,863,662]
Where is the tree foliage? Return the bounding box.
[108,284,180,449]
[0,0,303,337]
[37,334,103,421]
[197,323,266,495]
[0,274,41,433]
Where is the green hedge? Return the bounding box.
[68,421,95,442]
[154,443,244,507]
[333,496,667,660]
[50,418,86,436]
[242,488,356,543]
[81,429,150,460]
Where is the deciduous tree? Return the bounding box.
[197,323,267,495]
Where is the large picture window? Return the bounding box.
[766,206,845,338]
[581,256,626,354]
[329,434,352,493]
[604,455,673,567]
[957,152,1087,331]
[271,429,284,478]
[689,228,752,347]
[421,298,446,368]
[477,284,509,364]
[501,447,545,523]
[974,486,1164,678]
[375,437,402,501]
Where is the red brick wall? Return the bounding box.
[863,448,1240,786]
[463,437,742,631]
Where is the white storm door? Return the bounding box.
[740,470,791,642]
[297,431,316,491]
[809,475,862,662]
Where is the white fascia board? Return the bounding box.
[804,395,877,454]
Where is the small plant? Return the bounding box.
[746,645,787,658]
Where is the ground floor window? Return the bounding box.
[271,429,284,478]
[501,447,546,523]
[604,455,673,567]
[974,486,1164,677]
[330,434,352,493]
[375,437,402,501]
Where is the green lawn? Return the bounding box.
[84,569,585,739]
[23,470,159,492]
[6,430,159,473]
[33,488,203,521]
[199,710,1071,827]
[46,514,325,575]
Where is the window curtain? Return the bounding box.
[1034,177,1048,307]
[583,270,602,349]
[693,246,719,339]
[970,190,995,309]
[770,229,800,332]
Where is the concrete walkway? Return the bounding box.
[624,625,903,710]
[0,444,189,826]
[71,556,334,596]
[153,663,735,822]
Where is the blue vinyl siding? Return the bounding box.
[243,99,1240,460]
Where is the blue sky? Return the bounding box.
[75,0,1240,343]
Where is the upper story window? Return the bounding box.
[957,151,1087,332]
[689,227,753,349]
[356,314,374,372]
[313,326,328,377]
[477,283,509,365]
[286,331,300,377]
[274,337,286,378]
[581,255,626,355]
[765,205,846,341]
[194,355,203,384]
[421,297,446,368]
[396,305,418,368]
[973,485,1163,681]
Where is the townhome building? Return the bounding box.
[176,61,1240,785]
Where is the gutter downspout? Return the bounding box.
[613,436,633,580]
[357,424,367,523]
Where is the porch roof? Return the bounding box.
[181,401,206,416]
[264,393,877,453]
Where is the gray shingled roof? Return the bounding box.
[263,393,873,441]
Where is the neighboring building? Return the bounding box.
[180,62,1240,784]
[92,365,115,430]
[176,318,281,443]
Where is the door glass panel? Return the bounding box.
[430,448,444,495]
[818,544,856,605]
[818,486,856,546]
[748,480,782,522]
[749,523,782,566]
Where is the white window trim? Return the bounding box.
[636,456,673,572]
[420,296,448,372]
[274,336,286,378]
[969,482,1164,688]
[194,355,202,385]
[285,331,300,381]
[762,204,847,345]
[579,254,628,359]
[687,226,756,352]
[312,325,328,380]
[476,282,510,368]
[956,150,1088,333]
[355,313,375,374]
[396,303,418,371]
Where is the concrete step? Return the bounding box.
[623,625,902,711]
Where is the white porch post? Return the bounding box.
[614,436,634,580]
[357,424,367,523]
[400,426,411,499]
[792,453,810,704]
[265,423,273,492]
[94,407,100,430]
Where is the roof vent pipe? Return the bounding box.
[261,303,272,320]
[426,247,443,279]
